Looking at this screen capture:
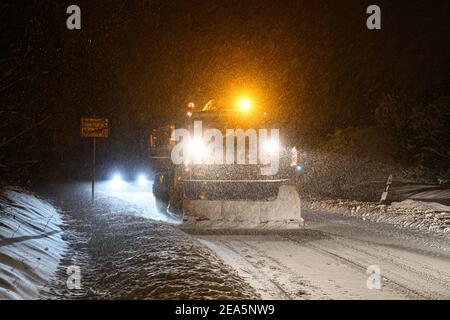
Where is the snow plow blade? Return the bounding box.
[181,184,303,229]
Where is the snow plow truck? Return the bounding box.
[149,98,303,229]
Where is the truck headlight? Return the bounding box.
[264,139,280,155]
[188,138,206,159]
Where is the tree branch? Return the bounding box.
[0,115,52,148]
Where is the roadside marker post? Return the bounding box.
[81,118,109,203]
[380,174,394,203]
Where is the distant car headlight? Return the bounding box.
[111,174,125,189]
[137,174,149,187]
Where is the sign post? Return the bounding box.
[81,118,109,203]
[92,137,96,202]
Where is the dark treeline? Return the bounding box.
[1,0,449,180]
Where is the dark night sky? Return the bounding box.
[1,0,449,175]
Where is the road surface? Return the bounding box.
[195,210,450,300]
[36,181,256,299]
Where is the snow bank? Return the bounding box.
[309,198,450,234]
[390,199,450,212]
[0,188,67,299]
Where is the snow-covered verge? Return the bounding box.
[0,188,67,299]
[308,198,450,234]
[41,183,258,300]
[300,126,450,202]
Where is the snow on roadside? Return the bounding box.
[0,187,67,299]
[308,198,450,234]
[41,184,258,300]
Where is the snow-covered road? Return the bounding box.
[94,180,178,223]
[196,210,450,300]
[37,182,256,299]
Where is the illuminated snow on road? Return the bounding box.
[94,180,179,223]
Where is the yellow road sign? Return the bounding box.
[81,118,109,138]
